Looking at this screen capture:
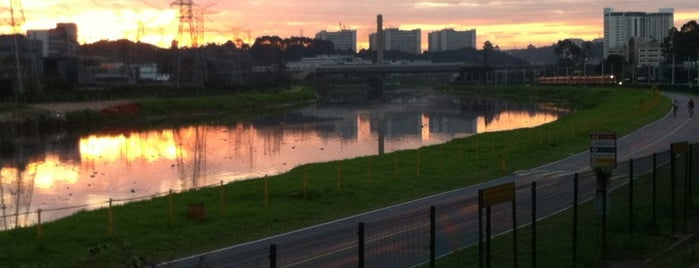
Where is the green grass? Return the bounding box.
[0,85,670,267]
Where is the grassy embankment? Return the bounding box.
[63,85,317,131]
[0,85,669,267]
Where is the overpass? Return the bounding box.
[313,62,468,75]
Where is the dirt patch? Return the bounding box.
[29,100,137,113]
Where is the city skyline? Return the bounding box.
[1,0,698,51]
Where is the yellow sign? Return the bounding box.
[671,141,689,155]
[480,182,515,207]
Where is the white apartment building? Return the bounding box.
[315,29,357,52]
[603,7,674,66]
[369,28,422,55]
[427,29,477,52]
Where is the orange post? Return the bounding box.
[108,198,113,236]
[417,149,422,177]
[393,154,398,180]
[37,209,42,240]
[168,190,174,226]
[337,162,343,189]
[264,175,269,207]
[220,181,225,217]
[368,158,372,184]
[304,167,308,199]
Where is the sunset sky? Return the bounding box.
[2,0,698,51]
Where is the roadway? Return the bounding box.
[160,92,697,267]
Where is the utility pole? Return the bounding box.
[10,0,25,97]
[376,14,384,65]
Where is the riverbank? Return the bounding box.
[0,85,669,266]
[0,86,317,137]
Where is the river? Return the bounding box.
[0,90,567,230]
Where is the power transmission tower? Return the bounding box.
[9,0,25,96]
[136,20,146,43]
[170,0,197,48]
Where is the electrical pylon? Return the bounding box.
[9,0,25,95]
[170,0,198,48]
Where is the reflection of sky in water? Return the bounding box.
[0,103,566,228]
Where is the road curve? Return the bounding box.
[161,92,697,268]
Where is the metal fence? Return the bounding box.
[160,143,697,267]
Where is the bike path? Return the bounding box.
[163,92,697,267]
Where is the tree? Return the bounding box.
[482,40,494,67]
[663,20,699,62]
[553,39,583,67]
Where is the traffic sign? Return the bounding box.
[590,131,617,169]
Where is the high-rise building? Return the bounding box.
[428,29,477,52]
[603,7,674,63]
[27,23,79,58]
[369,28,422,55]
[315,29,357,52]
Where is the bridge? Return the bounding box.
[314,62,468,75]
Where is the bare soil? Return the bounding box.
[28,100,137,113]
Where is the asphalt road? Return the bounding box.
[160,92,698,268]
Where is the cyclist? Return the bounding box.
[688,99,695,117]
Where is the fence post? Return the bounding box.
[629,158,634,233]
[602,186,607,258]
[689,144,694,197]
[108,198,113,236]
[430,206,436,268]
[220,181,225,217]
[37,209,42,240]
[269,244,277,268]
[682,147,692,232]
[512,190,518,268]
[303,168,308,199]
[671,147,676,235]
[478,190,484,268]
[358,222,365,268]
[416,149,421,177]
[572,173,578,265]
[337,162,343,188]
[486,206,492,268]
[265,175,269,207]
[168,189,174,226]
[652,153,657,230]
[531,181,537,268]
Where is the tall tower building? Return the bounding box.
[316,29,357,52]
[428,29,477,52]
[603,8,674,60]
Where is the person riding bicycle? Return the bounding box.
[688,99,695,117]
[673,99,678,117]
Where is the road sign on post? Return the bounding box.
[590,132,617,169]
[478,182,517,268]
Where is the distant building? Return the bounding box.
[369,28,422,55]
[428,29,477,52]
[27,23,79,58]
[316,29,357,52]
[603,7,674,65]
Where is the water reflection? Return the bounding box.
[0,99,567,229]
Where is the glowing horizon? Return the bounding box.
[1,1,697,50]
